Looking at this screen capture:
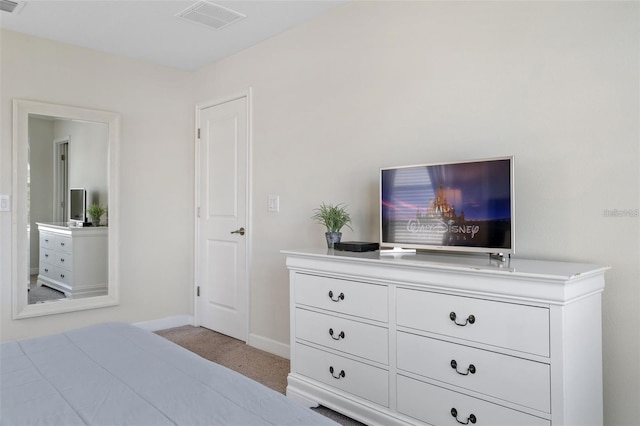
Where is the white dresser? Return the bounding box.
[284,249,607,426]
[37,222,108,299]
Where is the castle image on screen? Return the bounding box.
[381,157,513,253]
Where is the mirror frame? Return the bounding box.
[12,99,120,319]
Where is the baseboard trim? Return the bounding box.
[133,315,194,332]
[248,332,290,359]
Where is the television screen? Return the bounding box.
[380,157,514,254]
[69,188,86,222]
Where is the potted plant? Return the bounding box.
[87,203,106,227]
[312,202,353,248]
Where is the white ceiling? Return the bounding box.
[0,0,348,71]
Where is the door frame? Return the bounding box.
[52,136,70,222]
[193,88,253,341]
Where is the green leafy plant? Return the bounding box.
[87,204,106,223]
[312,202,353,233]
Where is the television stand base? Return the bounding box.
[489,253,510,263]
[379,247,417,255]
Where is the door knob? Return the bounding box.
[230,227,245,236]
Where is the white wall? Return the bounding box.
[0,30,194,339]
[192,2,639,425]
[1,1,638,424]
[27,118,54,270]
[57,119,109,208]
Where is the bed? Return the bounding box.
[0,322,336,425]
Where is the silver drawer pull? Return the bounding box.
[451,408,476,425]
[450,311,475,326]
[329,328,345,340]
[328,290,344,302]
[329,366,345,379]
[450,359,476,375]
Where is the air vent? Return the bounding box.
[176,1,246,30]
[0,0,25,14]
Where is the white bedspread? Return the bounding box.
[0,322,336,425]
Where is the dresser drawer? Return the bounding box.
[52,252,73,270]
[40,247,54,265]
[296,308,389,364]
[39,263,57,280]
[39,232,55,249]
[397,375,550,426]
[40,232,72,254]
[294,274,388,322]
[397,332,550,412]
[39,264,72,285]
[295,343,389,407]
[397,288,549,356]
[55,235,72,254]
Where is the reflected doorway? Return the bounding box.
[27,137,72,304]
[53,138,69,222]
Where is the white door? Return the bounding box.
[195,94,250,341]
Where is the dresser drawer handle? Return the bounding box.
[60,273,65,279]
[329,328,345,340]
[328,291,345,302]
[450,311,475,326]
[44,254,49,258]
[451,408,476,425]
[450,359,476,375]
[60,258,65,263]
[60,242,65,247]
[44,268,49,273]
[44,239,49,243]
[329,366,346,379]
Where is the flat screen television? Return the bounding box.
[69,188,87,223]
[380,156,514,255]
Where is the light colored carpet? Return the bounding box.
[28,283,66,304]
[156,325,288,393]
[156,325,366,426]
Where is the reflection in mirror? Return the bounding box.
[28,116,108,304]
[13,100,120,319]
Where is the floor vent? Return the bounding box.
[0,0,25,14]
[176,1,246,30]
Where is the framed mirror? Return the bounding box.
[12,99,120,319]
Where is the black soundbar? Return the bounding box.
[333,241,379,252]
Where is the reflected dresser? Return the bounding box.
[36,222,108,298]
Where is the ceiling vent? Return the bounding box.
[0,0,25,14]
[176,1,246,30]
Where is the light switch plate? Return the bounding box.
[0,195,10,212]
[267,195,279,212]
